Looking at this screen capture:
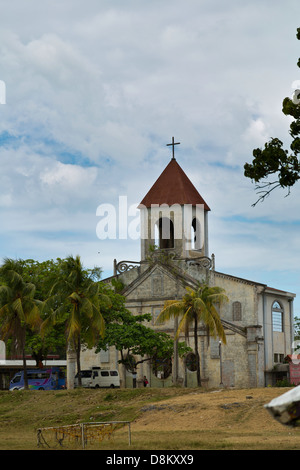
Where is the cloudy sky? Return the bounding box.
[1,0,300,313]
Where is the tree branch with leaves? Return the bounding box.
[244,28,300,205]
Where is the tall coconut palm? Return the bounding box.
[42,255,105,388]
[156,283,228,387]
[0,258,41,389]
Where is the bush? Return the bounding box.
[275,379,295,387]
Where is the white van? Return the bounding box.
[91,368,120,388]
[74,369,93,388]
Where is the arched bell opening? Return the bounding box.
[156,217,174,249]
[191,217,201,250]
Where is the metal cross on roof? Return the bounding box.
[166,136,180,160]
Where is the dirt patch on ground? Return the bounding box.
[133,387,293,433]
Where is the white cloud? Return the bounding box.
[0,0,300,310]
[40,161,97,190]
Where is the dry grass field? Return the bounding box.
[0,386,299,450]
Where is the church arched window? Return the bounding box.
[232,301,242,321]
[272,301,284,332]
[191,217,201,250]
[158,217,174,249]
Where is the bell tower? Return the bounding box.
[139,138,210,261]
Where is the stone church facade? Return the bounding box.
[97,152,295,389]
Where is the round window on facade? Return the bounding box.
[152,355,172,379]
[185,352,197,371]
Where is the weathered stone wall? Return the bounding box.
[80,346,119,371]
[212,272,260,325]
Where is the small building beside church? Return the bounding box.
[99,146,296,389]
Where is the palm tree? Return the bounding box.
[156,283,228,387]
[42,255,105,388]
[0,258,41,389]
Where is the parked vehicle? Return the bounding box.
[9,367,66,391]
[74,369,93,388]
[92,368,120,388]
[74,367,120,388]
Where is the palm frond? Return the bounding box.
[206,292,229,306]
[11,298,25,321]
[68,291,82,306]
[155,300,184,324]
[25,303,42,330]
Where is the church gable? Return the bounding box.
[122,262,196,301]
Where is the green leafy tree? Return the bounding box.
[156,284,228,387]
[21,259,66,365]
[244,28,300,205]
[0,258,42,389]
[42,255,105,388]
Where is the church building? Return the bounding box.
[99,140,296,389]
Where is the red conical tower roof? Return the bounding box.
[139,158,210,210]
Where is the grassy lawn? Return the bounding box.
[0,386,299,450]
